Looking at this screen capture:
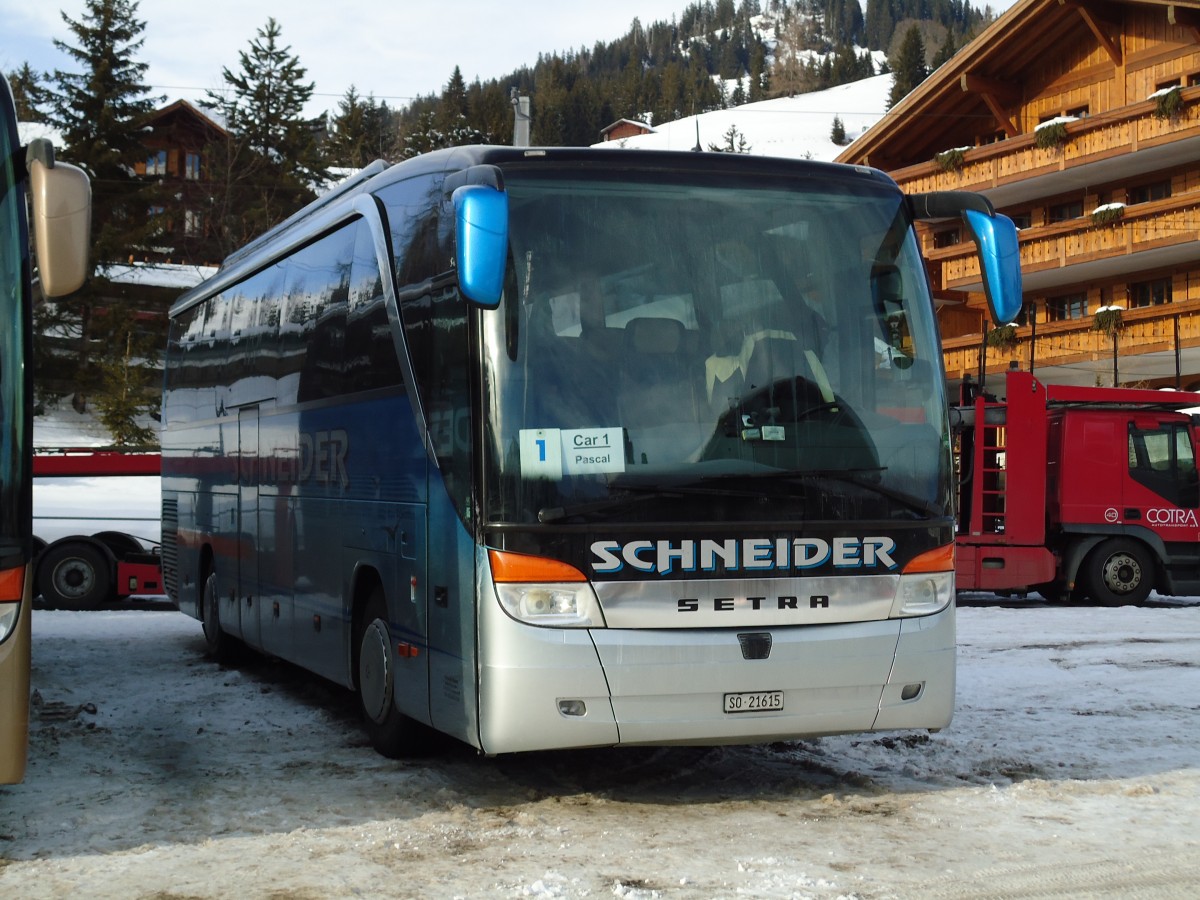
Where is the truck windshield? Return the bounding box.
[480,167,950,525]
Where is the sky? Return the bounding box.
[2,1,1019,120]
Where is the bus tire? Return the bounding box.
[201,566,238,662]
[356,588,422,758]
[1082,538,1154,607]
[36,542,111,610]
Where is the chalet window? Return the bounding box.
[1048,200,1083,223]
[184,209,203,236]
[933,228,960,248]
[1129,277,1172,308]
[1012,302,1035,327]
[1127,181,1171,205]
[147,204,167,236]
[1046,293,1087,322]
[1156,77,1182,91]
[1066,105,1089,118]
[1189,73,1200,88]
[1008,211,1032,230]
[146,150,167,176]
[185,152,201,180]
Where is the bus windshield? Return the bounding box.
[480,168,949,526]
[0,94,29,572]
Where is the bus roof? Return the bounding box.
[171,146,898,318]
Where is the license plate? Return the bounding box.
[723,690,784,713]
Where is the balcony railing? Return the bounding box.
[943,298,1200,381]
[891,85,1200,196]
[927,192,1200,290]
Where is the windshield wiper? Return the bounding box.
[790,469,943,519]
[537,481,767,524]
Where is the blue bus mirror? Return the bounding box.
[454,185,509,309]
[962,208,1022,326]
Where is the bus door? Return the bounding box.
[238,406,262,647]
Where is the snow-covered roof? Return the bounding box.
[99,261,217,290]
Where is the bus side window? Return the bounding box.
[295,224,355,403]
[345,219,403,394]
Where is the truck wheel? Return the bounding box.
[1083,538,1154,606]
[201,566,238,662]
[37,542,111,610]
[355,588,425,758]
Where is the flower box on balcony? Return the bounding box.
[1091,203,1125,227]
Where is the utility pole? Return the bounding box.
[511,89,531,147]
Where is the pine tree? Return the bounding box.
[326,86,393,167]
[93,309,160,446]
[831,115,847,145]
[708,124,752,153]
[932,29,958,69]
[887,24,929,109]
[203,18,327,249]
[46,0,165,428]
[208,18,327,185]
[7,63,52,122]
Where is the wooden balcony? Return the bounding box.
[943,298,1200,385]
[890,86,1200,197]
[927,191,1200,292]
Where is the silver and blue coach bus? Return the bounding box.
[162,147,1020,757]
[1,75,89,782]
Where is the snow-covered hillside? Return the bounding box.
[594,73,891,162]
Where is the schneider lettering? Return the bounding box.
[590,537,897,574]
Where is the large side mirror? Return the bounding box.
[908,191,1023,327]
[453,185,508,309]
[27,140,91,297]
[962,208,1022,326]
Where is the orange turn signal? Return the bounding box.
[488,549,588,584]
[901,543,955,574]
[0,567,24,603]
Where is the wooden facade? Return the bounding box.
[837,0,1200,390]
[133,100,228,266]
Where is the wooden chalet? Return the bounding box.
[133,99,228,266]
[837,0,1200,391]
[599,118,656,142]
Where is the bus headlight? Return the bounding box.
[488,549,607,628]
[495,582,605,627]
[0,602,19,644]
[891,571,953,618]
[890,543,954,618]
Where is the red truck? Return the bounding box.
[32,449,164,609]
[953,369,1200,605]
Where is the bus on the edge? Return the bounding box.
[162,147,1021,757]
[1,76,90,783]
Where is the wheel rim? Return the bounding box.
[1101,552,1142,595]
[52,558,95,600]
[359,618,392,724]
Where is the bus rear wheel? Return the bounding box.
[356,588,424,758]
[37,542,110,610]
[1083,538,1154,607]
[201,566,239,662]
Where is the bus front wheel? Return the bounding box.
[356,588,423,758]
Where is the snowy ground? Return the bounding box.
[2,595,1198,898]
